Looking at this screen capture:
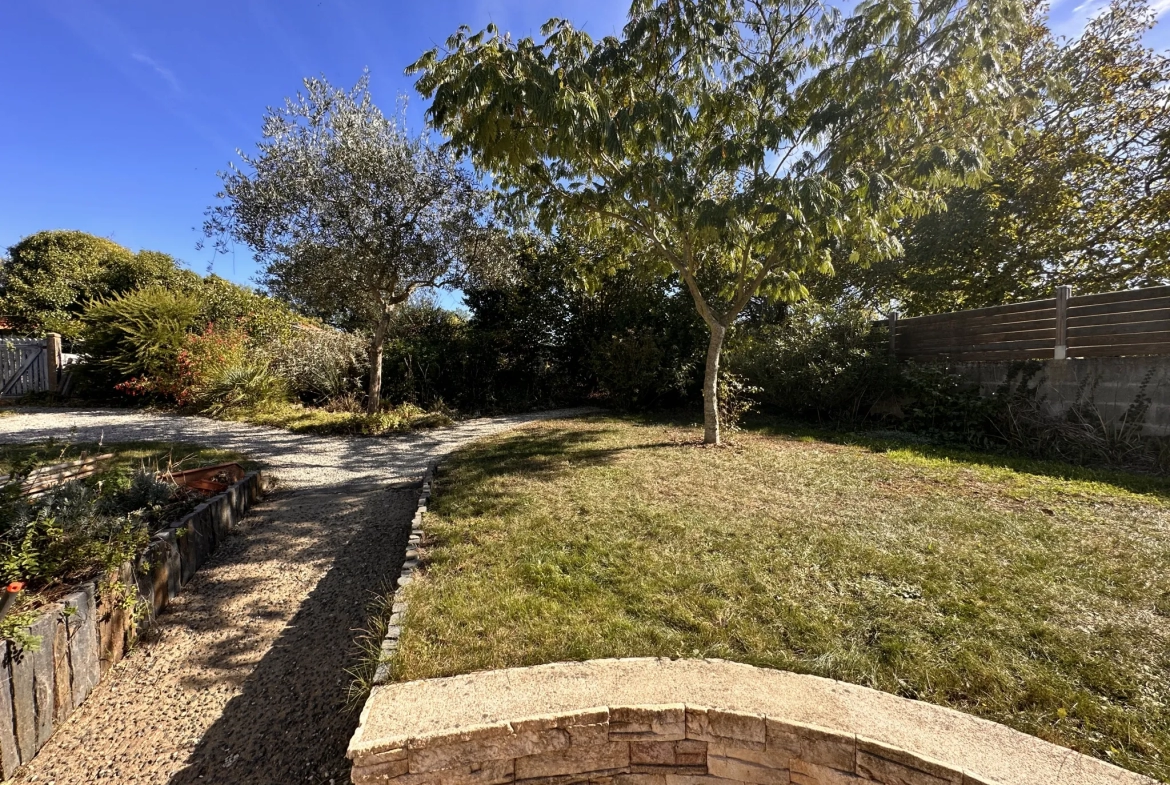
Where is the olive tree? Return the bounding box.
[205,75,489,413]
[410,0,1029,443]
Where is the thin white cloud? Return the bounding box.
[1150,0,1170,18]
[131,52,180,93]
[1052,0,1111,39]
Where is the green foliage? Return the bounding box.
[204,74,491,412]
[727,302,896,420]
[379,237,707,413]
[197,359,288,416]
[715,370,759,435]
[0,230,191,339]
[729,309,1168,471]
[184,274,304,344]
[79,286,200,394]
[0,443,229,648]
[589,328,671,411]
[411,0,1029,441]
[266,325,370,404]
[825,0,1170,312]
[1,480,152,592]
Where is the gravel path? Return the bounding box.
[0,407,592,488]
[0,407,591,785]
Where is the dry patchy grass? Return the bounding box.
[394,416,1170,780]
[224,400,453,436]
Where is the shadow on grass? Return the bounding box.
[745,415,1170,500]
[435,419,683,519]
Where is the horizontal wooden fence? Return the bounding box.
[891,285,1170,362]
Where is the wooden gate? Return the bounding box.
[0,334,61,398]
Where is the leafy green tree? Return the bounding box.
[824,0,1170,314]
[0,231,188,339]
[411,0,1028,442]
[204,75,491,414]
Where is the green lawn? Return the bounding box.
[394,415,1170,780]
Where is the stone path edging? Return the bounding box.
[0,470,266,778]
[369,462,435,688]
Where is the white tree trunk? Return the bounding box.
[702,323,726,445]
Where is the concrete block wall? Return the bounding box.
[950,356,1170,436]
[0,470,266,777]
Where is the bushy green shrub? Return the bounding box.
[0,231,194,341]
[185,275,303,344]
[379,242,706,414]
[266,325,369,404]
[727,302,896,421]
[78,286,201,395]
[589,328,670,410]
[197,360,288,415]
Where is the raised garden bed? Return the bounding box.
[0,468,268,777]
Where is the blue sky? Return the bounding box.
[1,0,1166,298]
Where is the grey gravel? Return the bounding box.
[0,406,595,487]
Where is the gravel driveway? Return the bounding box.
[0,407,591,785]
[0,407,592,488]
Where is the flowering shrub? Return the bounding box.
[178,322,251,399]
[112,322,264,409]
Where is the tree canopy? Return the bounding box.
[822,0,1170,314]
[204,74,491,412]
[411,0,1029,442]
[0,230,190,339]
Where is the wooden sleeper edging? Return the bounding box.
[0,470,268,778]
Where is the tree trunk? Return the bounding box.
[702,322,727,445]
[366,312,392,415]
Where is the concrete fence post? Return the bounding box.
[45,333,62,393]
[888,311,899,357]
[1054,286,1072,359]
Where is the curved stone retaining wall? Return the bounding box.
[348,658,1155,785]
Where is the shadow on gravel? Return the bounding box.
[165,484,416,785]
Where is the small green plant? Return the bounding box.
[345,580,400,712]
[198,359,288,415]
[716,370,760,437]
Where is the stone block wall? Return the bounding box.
[950,356,1170,436]
[0,470,267,777]
[353,703,1000,785]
